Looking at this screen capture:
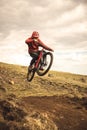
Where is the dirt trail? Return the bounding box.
[22,96,87,130]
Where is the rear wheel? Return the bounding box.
[37,52,53,76]
[27,64,35,82]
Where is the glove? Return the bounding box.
[50,49,54,52]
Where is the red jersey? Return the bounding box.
[25,37,53,53]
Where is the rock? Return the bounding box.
[48,74,54,77]
[0,85,7,92]
[8,80,14,85]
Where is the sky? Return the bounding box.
[0,0,87,75]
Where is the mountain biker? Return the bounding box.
[25,31,54,70]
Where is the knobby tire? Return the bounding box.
[37,52,53,76]
[27,66,35,82]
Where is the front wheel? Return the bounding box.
[37,52,53,76]
[27,64,35,82]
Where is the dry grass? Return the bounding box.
[0,62,87,99]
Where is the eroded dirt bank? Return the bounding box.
[21,96,87,130]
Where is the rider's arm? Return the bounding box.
[25,38,33,45]
[38,39,54,52]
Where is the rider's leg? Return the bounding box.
[30,52,39,67]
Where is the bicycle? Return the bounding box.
[27,49,53,82]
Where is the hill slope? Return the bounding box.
[0,62,87,130]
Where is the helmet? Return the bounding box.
[32,31,39,38]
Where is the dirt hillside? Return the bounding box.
[0,62,87,130]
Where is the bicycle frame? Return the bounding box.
[34,49,44,69]
[27,49,53,81]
